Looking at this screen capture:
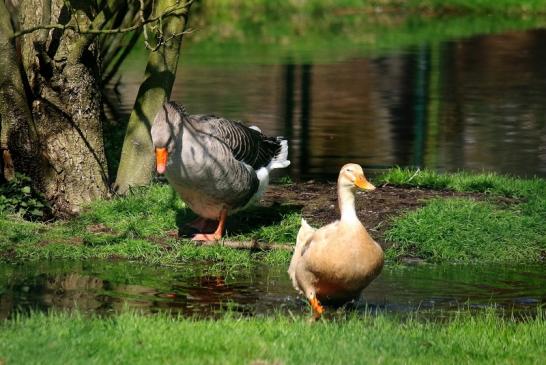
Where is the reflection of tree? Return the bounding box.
[424,42,442,168]
[282,64,295,175]
[0,273,106,319]
[300,64,312,176]
[42,274,105,311]
[440,29,546,176]
[411,45,429,168]
[280,63,312,178]
[168,29,546,179]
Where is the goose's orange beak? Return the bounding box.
[155,147,168,174]
[355,175,375,191]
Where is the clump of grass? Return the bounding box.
[0,309,544,365]
[385,198,545,262]
[229,211,301,243]
[378,167,546,199]
[73,184,187,239]
[380,168,546,263]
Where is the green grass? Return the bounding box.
[1,169,545,265]
[384,198,544,262]
[379,168,546,262]
[0,309,545,365]
[201,0,546,14]
[117,0,546,69]
[378,167,546,199]
[168,0,546,66]
[0,183,297,267]
[402,0,546,13]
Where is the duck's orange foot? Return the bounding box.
[310,297,325,319]
[191,233,222,242]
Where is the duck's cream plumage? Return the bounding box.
[151,101,290,240]
[288,163,384,318]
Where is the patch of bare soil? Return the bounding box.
[262,182,492,249]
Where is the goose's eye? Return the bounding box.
[347,168,352,173]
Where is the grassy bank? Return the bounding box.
[116,0,546,68]
[167,0,546,65]
[0,309,544,365]
[199,0,546,15]
[0,183,293,268]
[378,168,546,262]
[1,169,545,265]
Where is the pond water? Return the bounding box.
[118,28,546,179]
[64,20,546,321]
[1,261,544,319]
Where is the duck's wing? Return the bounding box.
[288,219,316,292]
[190,114,289,170]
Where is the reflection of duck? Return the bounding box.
[288,164,384,318]
[151,102,290,241]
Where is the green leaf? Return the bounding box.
[30,209,44,217]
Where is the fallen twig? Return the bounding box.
[193,239,293,251]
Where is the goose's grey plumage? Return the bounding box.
[151,101,290,240]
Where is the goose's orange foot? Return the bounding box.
[310,297,324,319]
[190,209,227,242]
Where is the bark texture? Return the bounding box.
[114,0,190,193]
[5,0,111,214]
[0,1,34,183]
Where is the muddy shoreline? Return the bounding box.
[262,182,502,249]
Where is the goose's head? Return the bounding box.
[151,102,185,174]
[338,163,376,191]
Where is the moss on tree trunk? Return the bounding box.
[114,0,190,193]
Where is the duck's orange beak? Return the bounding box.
[355,175,376,191]
[155,147,168,174]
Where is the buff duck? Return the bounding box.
[151,101,290,241]
[288,163,383,319]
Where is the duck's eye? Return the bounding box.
[347,168,352,173]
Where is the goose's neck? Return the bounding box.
[338,185,358,222]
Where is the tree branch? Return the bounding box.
[66,0,125,65]
[102,28,141,85]
[11,0,194,40]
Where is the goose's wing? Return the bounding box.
[191,114,286,170]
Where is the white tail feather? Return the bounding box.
[268,139,290,170]
[240,139,290,211]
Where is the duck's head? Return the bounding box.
[338,163,376,191]
[151,102,185,174]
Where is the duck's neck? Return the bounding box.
[338,185,358,222]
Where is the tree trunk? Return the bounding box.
[4,0,111,215]
[0,0,33,183]
[114,0,190,194]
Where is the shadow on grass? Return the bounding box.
[175,203,303,238]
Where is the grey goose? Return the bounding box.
[151,101,290,241]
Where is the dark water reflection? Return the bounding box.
[1,261,544,319]
[118,29,546,179]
